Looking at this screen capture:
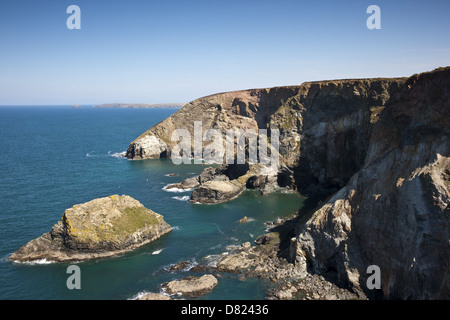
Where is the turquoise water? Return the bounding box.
[0,106,305,300]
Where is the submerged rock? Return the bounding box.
[9,195,172,263]
[237,216,254,224]
[168,261,192,271]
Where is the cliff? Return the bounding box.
[126,67,450,299]
[127,76,406,200]
[295,68,450,299]
[9,195,172,263]
[126,79,404,178]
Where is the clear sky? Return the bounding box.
[0,0,449,105]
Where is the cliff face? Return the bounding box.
[295,68,450,299]
[127,67,450,299]
[127,78,404,194]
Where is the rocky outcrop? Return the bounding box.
[9,195,172,263]
[213,236,360,300]
[191,180,246,204]
[268,273,361,300]
[127,76,405,200]
[128,67,450,299]
[166,162,282,204]
[294,68,450,299]
[162,274,218,297]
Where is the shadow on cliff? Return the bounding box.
[269,193,328,261]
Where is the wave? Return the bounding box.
[86,151,99,158]
[128,291,150,300]
[152,249,164,255]
[12,258,55,265]
[172,195,190,201]
[162,184,193,193]
[163,258,198,273]
[86,151,126,159]
[201,253,224,268]
[108,151,126,158]
[128,290,172,300]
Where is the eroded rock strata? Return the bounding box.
[127,76,406,195]
[129,67,450,299]
[294,68,450,300]
[128,76,407,203]
[9,195,172,263]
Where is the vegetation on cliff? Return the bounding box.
[9,195,172,262]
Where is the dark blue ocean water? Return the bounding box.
[0,106,305,300]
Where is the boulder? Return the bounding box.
[190,180,245,204]
[237,216,254,224]
[165,176,200,190]
[162,274,218,297]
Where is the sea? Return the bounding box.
[0,106,306,300]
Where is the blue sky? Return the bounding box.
[0,0,449,105]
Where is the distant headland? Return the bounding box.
[93,103,185,109]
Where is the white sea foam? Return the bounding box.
[14,258,55,265]
[162,184,193,193]
[166,259,199,272]
[128,291,149,300]
[86,151,98,158]
[183,260,198,271]
[152,249,164,255]
[208,243,223,250]
[225,244,240,251]
[109,151,126,158]
[171,226,181,231]
[201,254,223,267]
[172,195,190,201]
[128,290,172,300]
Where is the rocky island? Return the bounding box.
[127,67,450,300]
[9,195,172,263]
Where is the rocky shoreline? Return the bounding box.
[138,214,363,301]
[10,68,448,300]
[215,215,364,300]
